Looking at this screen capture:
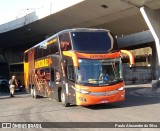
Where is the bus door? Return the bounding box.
[62,56,76,105]
[66,64,76,104]
[49,56,63,100]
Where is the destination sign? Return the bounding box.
[35,58,52,69]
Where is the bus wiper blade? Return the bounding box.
[108,79,123,85]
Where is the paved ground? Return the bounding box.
[0,84,160,131]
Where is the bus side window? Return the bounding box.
[49,41,59,55]
[38,46,43,59]
[35,47,38,60]
[43,46,49,57]
[59,33,72,51]
[24,52,28,62]
[45,68,50,81]
[67,65,75,82]
[51,69,54,82]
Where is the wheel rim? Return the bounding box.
[61,92,65,103]
[31,88,33,96]
[33,88,36,97]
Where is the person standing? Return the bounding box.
[9,75,18,97]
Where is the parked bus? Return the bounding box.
[24,28,133,106]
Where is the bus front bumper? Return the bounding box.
[76,89,125,106]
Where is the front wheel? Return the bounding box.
[61,90,70,107]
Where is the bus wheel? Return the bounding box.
[58,88,62,102]
[33,87,38,99]
[61,90,70,107]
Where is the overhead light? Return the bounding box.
[101,4,108,9]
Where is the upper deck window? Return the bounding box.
[59,33,72,51]
[71,32,117,53]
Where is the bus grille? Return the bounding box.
[90,90,119,96]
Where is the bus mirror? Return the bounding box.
[120,50,134,65]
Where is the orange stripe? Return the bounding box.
[63,51,121,67]
[63,51,79,67]
[76,52,121,59]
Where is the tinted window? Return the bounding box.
[35,68,50,81]
[43,46,50,57]
[24,52,28,62]
[35,37,59,59]
[59,33,72,51]
[71,32,117,53]
[38,46,43,58]
[51,69,54,81]
[49,41,59,55]
[35,47,38,59]
[67,65,75,82]
[45,68,50,81]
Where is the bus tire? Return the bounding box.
[58,87,62,102]
[33,87,38,99]
[61,90,70,107]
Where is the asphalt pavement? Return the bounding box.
[0,84,160,131]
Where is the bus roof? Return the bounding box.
[24,28,110,53]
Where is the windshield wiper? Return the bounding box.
[108,78,123,85]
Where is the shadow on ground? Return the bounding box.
[85,87,160,110]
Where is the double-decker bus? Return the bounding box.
[24,28,133,106]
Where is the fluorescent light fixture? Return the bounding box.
[140,7,160,65]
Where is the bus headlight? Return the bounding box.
[80,90,90,94]
[71,86,90,94]
[117,87,124,91]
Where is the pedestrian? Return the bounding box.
[9,75,18,97]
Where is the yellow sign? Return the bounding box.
[35,58,51,68]
[45,38,57,46]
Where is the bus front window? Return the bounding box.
[76,58,123,86]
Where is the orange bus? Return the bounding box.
[24,28,133,106]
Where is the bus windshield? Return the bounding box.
[76,58,123,86]
[71,32,117,53]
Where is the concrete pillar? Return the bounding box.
[140,6,160,80]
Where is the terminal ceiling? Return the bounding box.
[0,0,160,49]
